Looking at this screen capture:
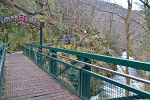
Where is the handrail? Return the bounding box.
[24,43,150,72]
[23,43,150,99]
[0,43,5,76]
[0,43,5,100]
[31,47,150,85]
[0,53,4,76]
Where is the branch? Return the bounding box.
[131,18,150,34]
[139,0,150,8]
[74,34,90,49]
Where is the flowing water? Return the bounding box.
[90,51,144,100]
[113,51,144,89]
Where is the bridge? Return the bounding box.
[0,43,150,100]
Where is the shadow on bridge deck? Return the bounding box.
[2,52,81,100]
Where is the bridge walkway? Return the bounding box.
[1,52,81,100]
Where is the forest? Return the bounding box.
[0,0,150,94]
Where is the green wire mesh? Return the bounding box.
[26,48,80,95]
[81,70,148,100]
[56,61,80,94]
[24,45,150,100]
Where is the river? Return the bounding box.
[113,51,143,89]
[90,51,144,100]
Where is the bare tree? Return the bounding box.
[125,0,132,96]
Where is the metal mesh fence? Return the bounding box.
[56,61,80,94]
[23,44,150,100]
[0,44,5,98]
[41,53,49,71]
[82,69,147,100]
[24,47,81,95]
[90,60,150,95]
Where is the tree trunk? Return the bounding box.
[125,0,132,96]
[143,0,149,91]
[43,0,49,45]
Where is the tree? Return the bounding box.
[125,0,132,96]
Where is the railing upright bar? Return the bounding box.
[77,56,91,99]
[49,50,57,76]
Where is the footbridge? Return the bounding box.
[0,43,150,100]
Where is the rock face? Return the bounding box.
[9,0,37,13]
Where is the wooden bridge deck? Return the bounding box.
[2,52,81,100]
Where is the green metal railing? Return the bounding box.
[23,43,150,100]
[0,43,5,100]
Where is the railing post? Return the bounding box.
[28,45,31,58]
[37,47,42,66]
[49,50,57,76]
[0,44,5,99]
[26,45,29,56]
[40,27,43,46]
[29,45,32,58]
[23,44,26,55]
[23,44,24,54]
[25,44,27,55]
[30,45,34,60]
[0,49,2,56]
[77,56,91,99]
[2,46,5,77]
